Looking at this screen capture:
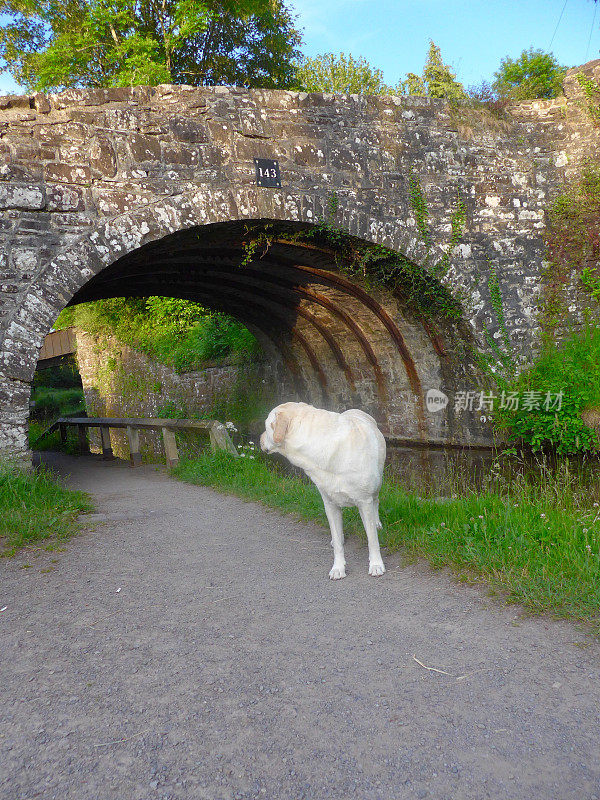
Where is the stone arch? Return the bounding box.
[1,192,486,462]
[1,188,432,383]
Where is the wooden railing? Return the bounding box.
[36,416,238,467]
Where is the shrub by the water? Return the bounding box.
[496,323,600,454]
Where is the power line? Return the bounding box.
[585,0,598,60]
[549,0,569,49]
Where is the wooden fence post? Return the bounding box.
[127,426,142,467]
[162,427,179,468]
[77,425,89,454]
[100,426,114,459]
[209,422,239,456]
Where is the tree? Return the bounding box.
[402,40,467,101]
[295,52,393,95]
[0,0,301,91]
[493,48,568,100]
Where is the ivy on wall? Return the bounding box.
[539,159,600,338]
[576,73,600,126]
[498,157,600,454]
[239,179,468,323]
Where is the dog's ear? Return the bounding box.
[272,409,291,444]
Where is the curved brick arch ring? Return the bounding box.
[2,188,432,385]
[0,191,479,462]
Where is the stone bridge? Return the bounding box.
[1,60,599,463]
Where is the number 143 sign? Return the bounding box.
[254,158,282,188]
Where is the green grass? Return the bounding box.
[0,464,93,556]
[173,450,600,624]
[31,386,85,420]
[28,421,83,454]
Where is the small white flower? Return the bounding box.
[586,544,592,554]
[540,513,546,519]
[583,528,588,534]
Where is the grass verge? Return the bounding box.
[173,451,600,625]
[28,421,82,455]
[0,464,93,556]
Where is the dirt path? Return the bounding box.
[1,453,600,800]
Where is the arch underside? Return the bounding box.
[69,220,443,439]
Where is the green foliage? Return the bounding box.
[0,0,301,91]
[59,297,259,372]
[271,212,464,321]
[436,193,467,276]
[483,264,514,375]
[32,361,81,390]
[541,160,600,337]
[31,387,85,420]
[28,420,82,454]
[576,73,600,125]
[493,48,567,101]
[401,40,467,101]
[402,72,426,96]
[408,171,430,247]
[496,323,600,455]
[421,40,467,101]
[0,463,92,555]
[294,41,466,102]
[295,52,393,94]
[174,449,600,621]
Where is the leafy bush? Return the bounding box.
[496,323,600,454]
[295,52,393,94]
[493,48,567,100]
[56,298,259,372]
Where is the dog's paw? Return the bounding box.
[329,565,346,580]
[368,562,386,577]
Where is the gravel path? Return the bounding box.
[1,453,600,800]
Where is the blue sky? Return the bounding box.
[293,0,600,88]
[1,0,599,94]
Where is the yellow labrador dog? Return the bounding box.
[260,402,386,580]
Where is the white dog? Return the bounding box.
[260,402,386,579]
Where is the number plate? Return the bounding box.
[254,158,281,188]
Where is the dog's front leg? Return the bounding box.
[321,493,346,580]
[358,498,386,577]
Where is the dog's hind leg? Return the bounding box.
[373,494,382,529]
[358,498,386,577]
[321,493,346,580]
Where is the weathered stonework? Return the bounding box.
[1,61,599,462]
[74,329,266,459]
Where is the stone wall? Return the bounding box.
[74,328,274,459]
[1,61,599,461]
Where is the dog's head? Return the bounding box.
[260,403,295,454]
